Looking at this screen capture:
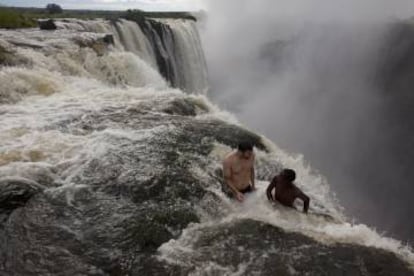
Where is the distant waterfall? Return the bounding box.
[161,19,209,95]
[54,18,208,94]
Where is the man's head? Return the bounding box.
[280,169,296,183]
[237,141,254,159]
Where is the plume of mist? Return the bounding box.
[201,0,414,243]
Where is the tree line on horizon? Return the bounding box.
[0,4,197,29]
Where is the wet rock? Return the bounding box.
[71,34,115,56]
[0,163,58,188]
[0,94,271,275]
[168,219,414,276]
[162,97,209,116]
[38,19,57,30]
[0,177,44,212]
[52,95,267,152]
[0,184,198,275]
[130,255,191,276]
[181,119,268,152]
[103,34,115,45]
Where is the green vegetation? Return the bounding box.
[0,8,37,28]
[0,6,124,29]
[124,9,197,21]
[0,6,197,29]
[45,3,63,14]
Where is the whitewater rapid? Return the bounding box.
[0,17,413,275]
[157,141,414,271]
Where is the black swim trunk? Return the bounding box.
[222,183,253,198]
[239,185,253,194]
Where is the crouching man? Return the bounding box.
[266,169,310,213]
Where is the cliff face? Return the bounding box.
[0,17,413,275]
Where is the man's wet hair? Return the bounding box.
[282,169,296,182]
[238,141,254,152]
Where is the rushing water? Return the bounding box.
[0,18,413,275]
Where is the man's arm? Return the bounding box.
[250,154,256,190]
[266,178,277,201]
[250,167,256,190]
[296,188,310,213]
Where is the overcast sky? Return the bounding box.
[2,0,414,16]
[0,0,206,11]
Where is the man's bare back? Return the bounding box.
[223,142,255,202]
[266,169,310,213]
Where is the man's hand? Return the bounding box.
[235,192,244,202]
[297,190,310,214]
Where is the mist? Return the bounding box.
[201,0,414,243]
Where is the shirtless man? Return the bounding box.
[223,142,256,202]
[266,169,310,213]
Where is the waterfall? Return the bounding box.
[53,17,208,94]
[161,19,209,95]
[112,19,157,67]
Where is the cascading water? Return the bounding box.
[53,17,208,94]
[158,19,209,95]
[0,16,413,275]
[112,19,157,67]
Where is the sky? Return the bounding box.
[0,0,206,11]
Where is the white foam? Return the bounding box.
[159,179,414,269]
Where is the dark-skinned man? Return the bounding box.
[266,169,310,213]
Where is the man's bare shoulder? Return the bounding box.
[223,151,237,164]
